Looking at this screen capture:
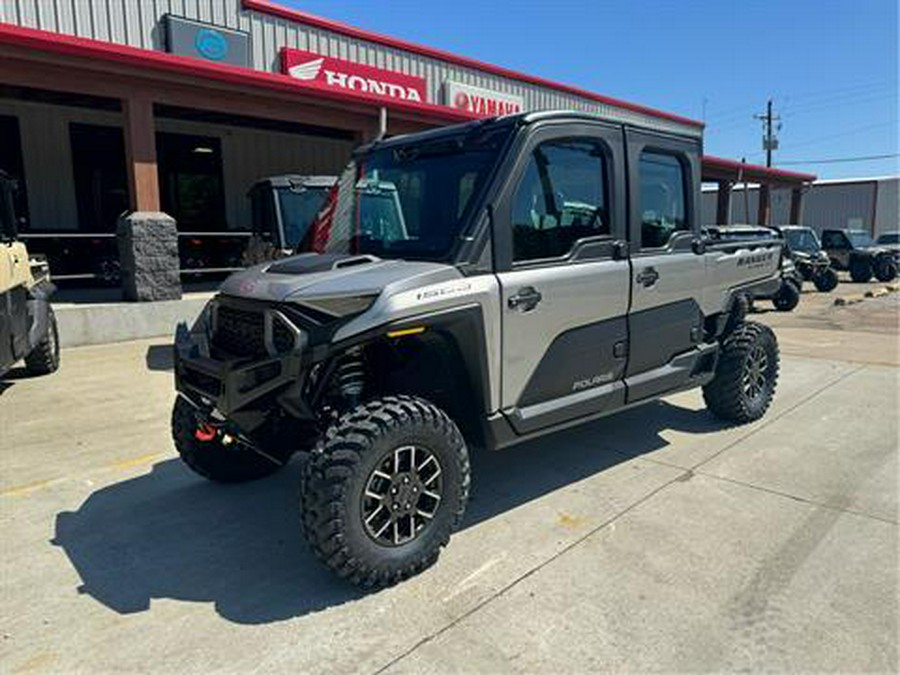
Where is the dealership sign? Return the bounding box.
[165,15,250,67]
[444,80,524,117]
[282,48,427,104]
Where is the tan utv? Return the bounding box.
[0,170,59,377]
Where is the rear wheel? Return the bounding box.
[171,397,286,483]
[849,259,873,283]
[874,257,897,282]
[703,321,779,423]
[813,267,839,292]
[24,307,60,376]
[301,395,469,588]
[772,279,800,312]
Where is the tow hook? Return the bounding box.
[195,422,218,442]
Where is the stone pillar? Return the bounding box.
[117,211,182,301]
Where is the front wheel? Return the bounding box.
[301,395,470,588]
[772,279,800,312]
[171,397,286,483]
[703,321,779,423]
[813,267,839,292]
[849,259,873,283]
[874,257,898,282]
[24,307,60,376]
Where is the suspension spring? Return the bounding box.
[336,349,365,405]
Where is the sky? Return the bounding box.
[279,0,898,180]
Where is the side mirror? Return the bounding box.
[691,238,707,255]
[612,240,630,260]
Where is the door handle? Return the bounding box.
[508,286,542,312]
[636,267,659,287]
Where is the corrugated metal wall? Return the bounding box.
[2,0,697,137]
[0,98,352,230]
[701,181,890,234]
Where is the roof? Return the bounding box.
[244,0,703,130]
[702,155,816,185]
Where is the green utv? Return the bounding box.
[0,170,59,378]
[174,111,784,587]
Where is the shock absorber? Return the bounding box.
[336,349,365,407]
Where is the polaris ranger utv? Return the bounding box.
[173,111,784,587]
[0,170,59,378]
[821,228,898,283]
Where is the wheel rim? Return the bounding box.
[743,345,769,401]
[361,445,443,547]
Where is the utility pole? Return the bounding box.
[754,99,781,167]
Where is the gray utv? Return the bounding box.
[173,111,785,587]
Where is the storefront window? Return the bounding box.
[70,123,129,233]
[0,115,29,229]
[157,132,226,231]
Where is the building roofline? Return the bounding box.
[242,0,704,130]
[701,155,817,183]
[0,22,483,124]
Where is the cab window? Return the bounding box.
[511,139,609,262]
[639,151,688,248]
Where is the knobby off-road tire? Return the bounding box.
[171,396,284,483]
[849,259,873,283]
[874,257,898,283]
[301,395,470,588]
[703,321,779,424]
[772,279,800,312]
[24,307,60,376]
[813,267,839,292]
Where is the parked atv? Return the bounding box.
[778,225,838,292]
[821,228,898,283]
[0,171,59,377]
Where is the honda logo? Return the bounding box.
[283,49,427,104]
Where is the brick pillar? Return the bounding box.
[117,212,182,301]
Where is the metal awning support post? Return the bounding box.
[716,180,732,225]
[757,183,771,226]
[789,187,804,225]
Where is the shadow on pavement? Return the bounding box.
[53,399,725,625]
[0,366,30,395]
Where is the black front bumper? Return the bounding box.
[174,324,306,417]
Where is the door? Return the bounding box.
[625,130,706,402]
[495,123,631,434]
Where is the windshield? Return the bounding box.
[784,228,820,253]
[278,187,331,249]
[296,126,511,261]
[847,230,875,248]
[877,233,899,245]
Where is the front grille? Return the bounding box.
[181,366,222,397]
[213,305,266,358]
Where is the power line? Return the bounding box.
[779,153,900,165]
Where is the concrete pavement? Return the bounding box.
[0,290,896,673]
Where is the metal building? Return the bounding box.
[1,0,710,282]
[701,177,899,237]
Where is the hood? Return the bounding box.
[218,253,462,303]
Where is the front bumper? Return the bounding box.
[174,322,306,417]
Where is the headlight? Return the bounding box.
[265,310,306,355]
[297,294,379,318]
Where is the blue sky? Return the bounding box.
[280,0,898,180]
